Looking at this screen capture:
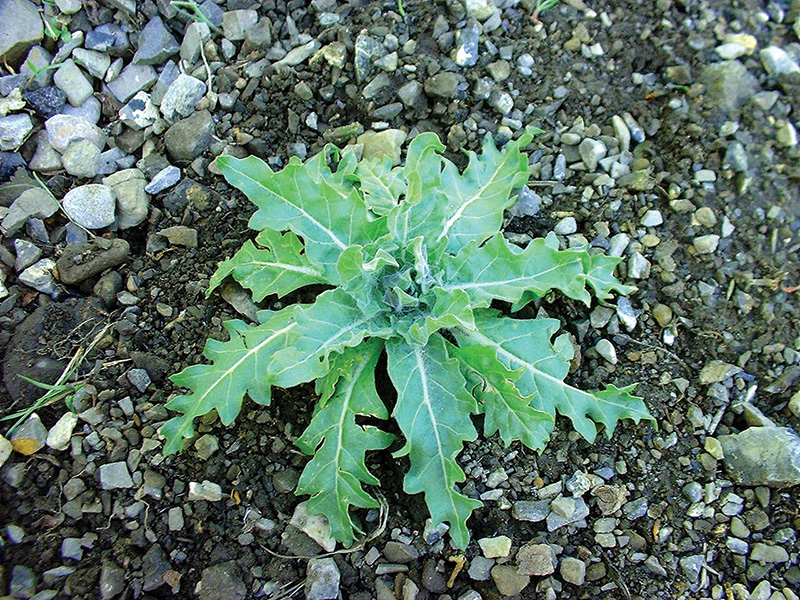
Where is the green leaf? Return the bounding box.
[216,152,386,281]
[405,287,475,346]
[351,157,407,216]
[296,340,394,546]
[581,252,636,300]
[386,334,482,549]
[162,309,298,454]
[207,230,327,300]
[268,289,392,388]
[456,314,653,443]
[450,344,553,451]
[337,245,398,317]
[443,234,591,308]
[436,133,532,253]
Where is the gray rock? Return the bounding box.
[275,40,321,68]
[9,412,48,454]
[508,186,541,217]
[180,22,211,63]
[244,16,271,48]
[14,239,41,271]
[305,558,340,600]
[62,95,102,124]
[188,480,223,501]
[194,434,218,460]
[611,115,631,153]
[374,51,398,72]
[29,131,63,172]
[517,543,556,576]
[160,74,207,121]
[0,0,43,66]
[45,114,105,153]
[467,556,494,580]
[383,541,420,563]
[56,237,130,285]
[560,557,586,585]
[621,112,645,143]
[99,562,125,600]
[628,251,651,278]
[0,113,34,150]
[19,258,59,296]
[22,86,65,118]
[9,565,37,599]
[760,46,800,77]
[554,216,577,235]
[0,435,12,468]
[622,496,648,519]
[488,89,513,115]
[107,63,158,103]
[222,9,258,41]
[679,554,704,583]
[62,184,116,229]
[99,461,134,489]
[579,138,607,171]
[512,499,550,522]
[62,537,83,560]
[168,507,184,531]
[454,21,481,67]
[103,168,149,228]
[546,497,589,530]
[20,45,53,88]
[357,129,407,165]
[354,32,382,84]
[133,17,179,65]
[199,561,246,600]
[53,60,94,107]
[61,139,102,178]
[719,427,800,487]
[119,91,158,130]
[425,72,461,98]
[398,81,422,106]
[142,544,171,592]
[362,72,391,100]
[46,412,78,451]
[144,165,180,194]
[1,187,59,235]
[699,60,760,113]
[465,0,496,21]
[750,542,789,563]
[72,48,111,79]
[127,368,150,392]
[158,225,197,247]
[164,110,214,164]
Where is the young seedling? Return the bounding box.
[163,129,652,549]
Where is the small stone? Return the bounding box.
[424,72,461,98]
[13,238,41,271]
[100,562,125,600]
[0,113,34,150]
[305,557,340,600]
[10,565,37,600]
[10,413,48,455]
[679,555,704,583]
[180,21,211,63]
[62,184,116,229]
[693,234,720,254]
[45,114,105,153]
[61,139,102,178]
[98,461,134,489]
[164,110,214,164]
[19,258,59,296]
[57,238,130,285]
[595,339,617,365]
[560,557,586,585]
[222,9,258,41]
[107,63,158,103]
[751,543,790,563]
[199,561,246,600]
[512,499,550,522]
[760,46,800,77]
[161,74,207,122]
[6,524,25,543]
[2,187,59,235]
[490,565,529,596]
[103,168,149,229]
[699,60,760,114]
[517,543,557,576]
[487,60,511,82]
[465,0,496,21]
[289,502,335,551]
[22,86,65,119]
[776,121,798,147]
[127,368,150,392]
[628,251,651,279]
[398,81,422,107]
[719,427,800,488]
[119,91,158,130]
[194,434,218,460]
[644,555,667,577]
[478,535,511,559]
[53,60,94,107]
[454,21,481,67]
[640,209,663,227]
[623,497,648,520]
[357,129,407,166]
[0,435,13,467]
[550,496,576,518]
[62,536,83,560]
[716,42,748,59]
[46,412,78,451]
[578,138,607,171]
[72,48,110,79]
[158,225,197,248]
[133,17,179,65]
[554,216,577,235]
[168,507,184,531]
[145,165,181,194]
[274,40,321,68]
[142,545,171,592]
[188,480,223,501]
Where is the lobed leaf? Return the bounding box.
[386,334,482,550]
[161,309,297,454]
[351,157,407,216]
[207,229,327,300]
[456,314,653,443]
[451,343,553,451]
[216,152,386,281]
[296,340,393,546]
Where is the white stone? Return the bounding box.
[478,535,512,559]
[0,435,12,468]
[289,501,336,552]
[46,412,78,451]
[595,339,618,364]
[62,184,117,229]
[188,480,223,501]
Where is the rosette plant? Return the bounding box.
[161,129,652,549]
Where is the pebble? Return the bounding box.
[198,561,246,600]
[157,225,198,248]
[478,535,511,559]
[490,565,529,596]
[22,86,65,119]
[6,524,25,543]
[62,537,83,560]
[98,461,134,490]
[517,543,557,576]
[424,72,461,98]
[679,555,704,583]
[0,113,34,150]
[578,138,607,171]
[595,339,617,364]
[188,480,223,502]
[628,251,651,279]
[45,114,105,153]
[61,139,102,178]
[145,165,181,194]
[750,543,789,563]
[305,557,340,600]
[132,17,179,65]
[357,129,407,165]
[164,110,214,164]
[554,216,577,235]
[56,238,130,285]
[716,42,748,59]
[640,209,663,227]
[119,92,159,130]
[652,303,673,327]
[46,412,78,451]
[274,40,321,68]
[775,121,798,147]
[560,557,586,585]
[719,427,800,487]
[222,9,258,41]
[465,0,496,21]
[72,48,110,79]
[167,507,184,531]
[160,74,207,121]
[53,60,94,107]
[103,168,149,229]
[644,555,667,577]
[14,238,41,271]
[759,46,800,77]
[698,60,760,114]
[289,502,335,551]
[107,63,158,103]
[10,412,48,455]
[62,184,117,229]
[19,259,59,295]
[468,556,494,580]
[100,562,125,599]
[454,21,481,67]
[194,434,219,460]
[10,565,37,599]
[692,234,720,254]
[547,497,589,531]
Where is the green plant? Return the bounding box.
[162,129,652,549]
[170,1,223,35]
[532,0,559,22]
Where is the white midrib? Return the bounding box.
[413,347,459,519]
[441,257,583,292]
[229,163,347,250]
[436,165,505,243]
[334,357,370,507]
[176,322,297,440]
[249,260,323,277]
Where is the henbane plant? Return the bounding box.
[161,128,653,549]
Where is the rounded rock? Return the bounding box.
[62,184,117,229]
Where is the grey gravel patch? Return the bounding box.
[198,561,246,600]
